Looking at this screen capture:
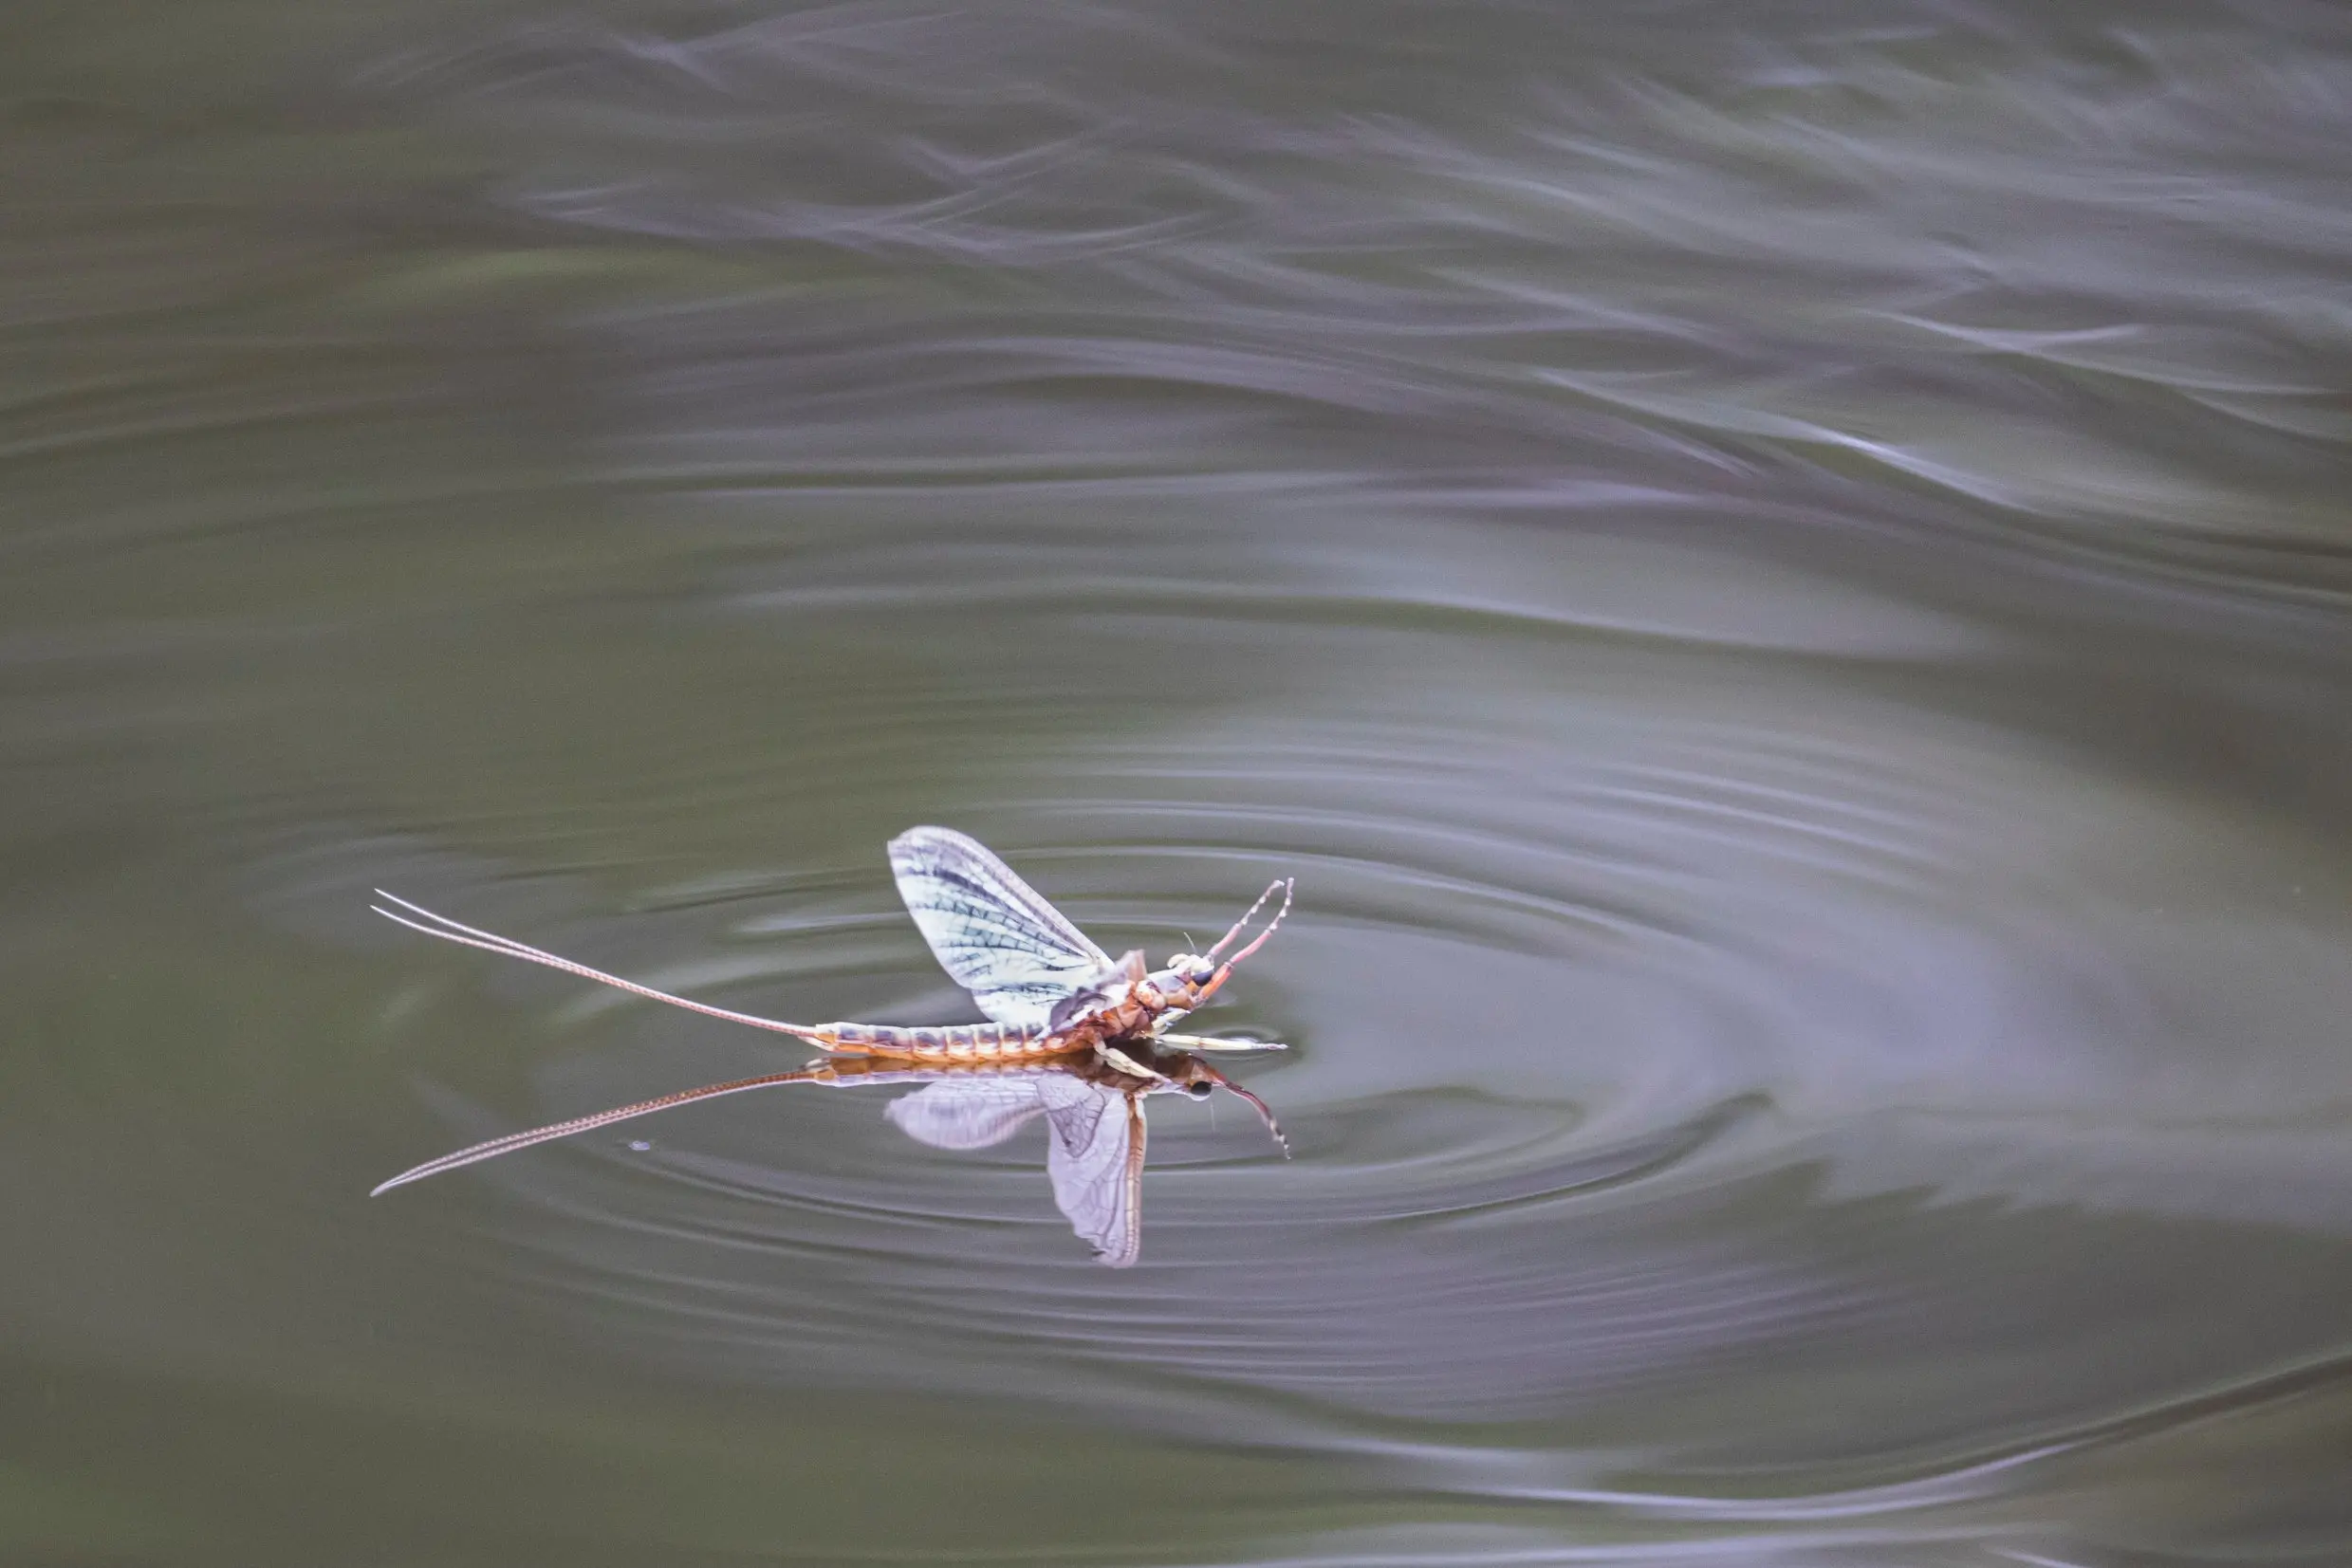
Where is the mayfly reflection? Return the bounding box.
[370,827,1292,1266]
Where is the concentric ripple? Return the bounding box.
[340,572,2352,1460]
[9,1,2352,1563]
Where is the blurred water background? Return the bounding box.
[6,1,2352,1563]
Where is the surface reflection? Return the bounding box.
[9,0,2352,1562]
[368,828,1287,1264]
[878,1050,1279,1268]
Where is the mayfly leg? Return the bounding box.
[1152,1032,1287,1053]
[1205,877,1294,965]
[1095,1043,1171,1082]
[1192,877,1295,1006]
[1190,1063,1290,1158]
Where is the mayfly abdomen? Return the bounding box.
[817,1021,1053,1062]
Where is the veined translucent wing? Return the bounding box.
[1038,1075,1146,1268]
[884,1076,1051,1151]
[883,1072,1145,1264]
[888,827,1120,1030]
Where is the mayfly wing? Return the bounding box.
[370,1066,832,1195]
[887,827,1119,1030]
[883,1076,1051,1151]
[1038,1075,1146,1268]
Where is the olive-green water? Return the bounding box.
[6,3,2351,1564]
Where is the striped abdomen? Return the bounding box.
[808,1020,1069,1063]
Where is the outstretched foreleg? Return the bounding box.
[1153,1031,1287,1054]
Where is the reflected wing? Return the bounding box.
[1039,1076,1146,1268]
[888,826,1118,1030]
[884,1077,1049,1151]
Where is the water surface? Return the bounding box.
[6,2,2352,1563]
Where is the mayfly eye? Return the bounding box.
[1187,1081,1214,1098]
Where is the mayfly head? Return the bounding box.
[1143,950,1218,1002]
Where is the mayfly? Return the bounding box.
[370,827,1293,1265]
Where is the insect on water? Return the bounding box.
[370,827,1294,1265]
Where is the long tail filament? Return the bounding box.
[372,891,830,1044]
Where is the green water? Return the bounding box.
[6,3,2351,1563]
